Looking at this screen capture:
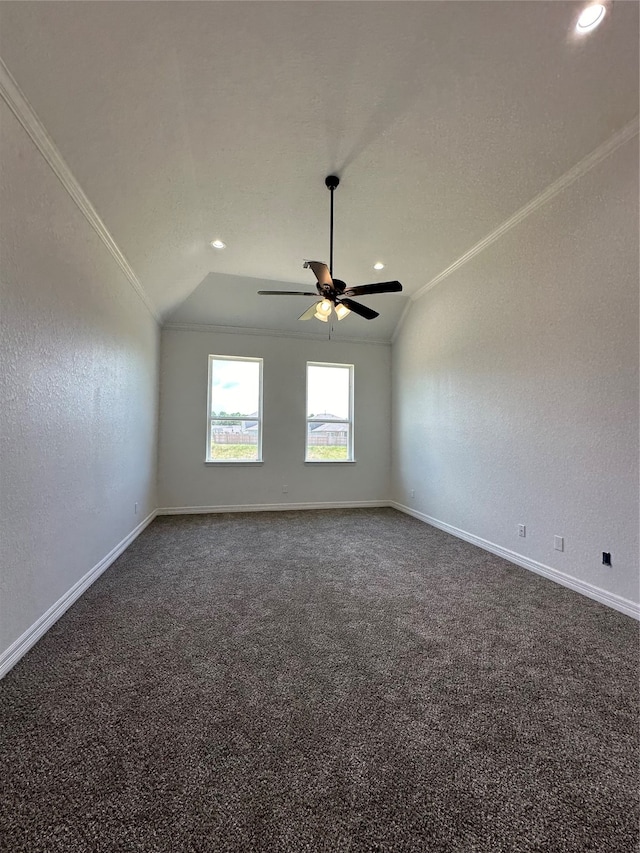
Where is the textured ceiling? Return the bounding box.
[1,1,638,341]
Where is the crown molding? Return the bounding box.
[392,116,639,342]
[162,322,391,346]
[0,56,161,324]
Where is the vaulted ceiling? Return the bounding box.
[1,1,638,341]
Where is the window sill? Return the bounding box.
[205,460,264,465]
[304,459,356,464]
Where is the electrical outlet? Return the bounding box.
[602,552,611,566]
[554,535,564,552]
[518,524,526,538]
[134,502,138,515]
[282,485,288,494]
[410,489,415,499]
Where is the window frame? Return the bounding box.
[305,361,355,463]
[206,354,263,464]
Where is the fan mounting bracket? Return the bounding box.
[325,175,340,191]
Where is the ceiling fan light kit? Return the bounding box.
[314,298,332,322]
[258,175,402,324]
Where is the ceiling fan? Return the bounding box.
[258,175,402,322]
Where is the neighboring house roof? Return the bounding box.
[308,413,347,432]
[309,412,344,420]
[310,422,348,432]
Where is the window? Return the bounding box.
[306,362,354,462]
[207,355,263,462]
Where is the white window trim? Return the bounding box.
[206,355,263,463]
[305,361,355,463]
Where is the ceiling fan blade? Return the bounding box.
[303,261,333,288]
[343,281,403,297]
[298,302,319,321]
[341,298,379,320]
[258,290,318,296]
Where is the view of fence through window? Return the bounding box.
[207,356,262,461]
[306,362,353,461]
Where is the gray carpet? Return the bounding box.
[1,508,638,852]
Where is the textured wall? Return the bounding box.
[0,101,160,656]
[158,329,391,509]
[392,136,639,606]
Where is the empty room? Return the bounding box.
[1,2,638,851]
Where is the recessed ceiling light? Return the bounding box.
[210,239,226,249]
[373,262,385,270]
[576,3,606,33]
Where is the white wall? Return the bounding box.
[392,136,639,612]
[158,328,391,510]
[0,100,160,668]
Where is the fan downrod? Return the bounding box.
[325,176,339,275]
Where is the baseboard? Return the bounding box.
[0,510,157,680]
[390,502,640,621]
[156,500,389,515]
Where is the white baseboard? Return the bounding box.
[390,502,640,621]
[156,500,389,515]
[0,510,157,679]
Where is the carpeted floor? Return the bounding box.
[1,508,638,852]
